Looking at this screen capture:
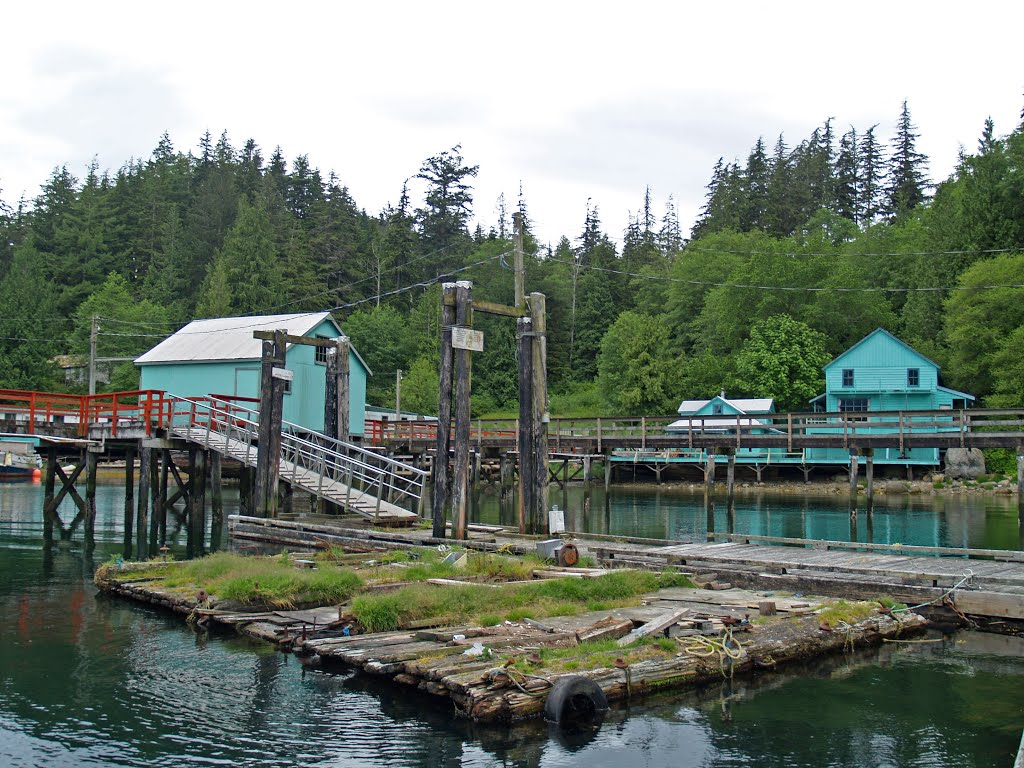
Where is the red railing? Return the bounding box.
[0,389,174,438]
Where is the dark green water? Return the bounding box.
[2,480,1024,767]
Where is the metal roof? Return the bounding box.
[666,417,776,432]
[677,397,775,415]
[135,312,351,365]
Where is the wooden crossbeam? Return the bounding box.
[47,462,88,516]
[253,331,338,347]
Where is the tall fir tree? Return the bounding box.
[885,101,930,219]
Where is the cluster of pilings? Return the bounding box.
[40,440,228,558]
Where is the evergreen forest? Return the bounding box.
[2,101,1024,420]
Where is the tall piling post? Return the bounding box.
[84,448,98,551]
[210,452,223,550]
[726,451,736,506]
[136,447,152,559]
[517,316,534,534]
[255,339,275,517]
[432,283,457,538]
[529,292,549,535]
[451,281,473,540]
[148,449,160,554]
[265,331,286,519]
[43,447,57,544]
[158,450,169,545]
[849,449,860,511]
[705,453,717,495]
[188,447,208,557]
[865,448,875,513]
[123,445,136,559]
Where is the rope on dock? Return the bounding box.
[679,627,745,678]
[891,569,977,627]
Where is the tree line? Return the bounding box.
[1,101,1023,421]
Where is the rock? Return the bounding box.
[884,481,909,494]
[930,473,943,484]
[944,448,986,480]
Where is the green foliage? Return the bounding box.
[598,311,680,413]
[734,315,831,411]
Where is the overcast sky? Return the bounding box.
[2,1,1022,247]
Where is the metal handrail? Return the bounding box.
[165,395,425,511]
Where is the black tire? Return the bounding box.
[543,675,608,728]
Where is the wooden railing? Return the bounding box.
[0,388,171,437]
[366,409,1024,451]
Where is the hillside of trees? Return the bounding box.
[2,101,1024,419]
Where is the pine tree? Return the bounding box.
[885,101,930,219]
[414,145,479,275]
[741,137,770,231]
[656,195,683,256]
[834,127,860,224]
[859,125,886,224]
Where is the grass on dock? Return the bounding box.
[98,549,693,623]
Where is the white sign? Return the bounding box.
[451,326,484,352]
[272,367,294,382]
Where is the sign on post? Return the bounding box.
[272,367,294,382]
[451,326,483,352]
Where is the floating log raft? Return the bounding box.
[94,566,926,724]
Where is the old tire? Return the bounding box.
[543,675,608,728]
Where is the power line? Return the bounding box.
[682,245,1023,258]
[547,257,1024,293]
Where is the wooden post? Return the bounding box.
[265,330,287,518]
[500,453,513,507]
[433,283,457,538]
[255,339,275,517]
[1017,452,1024,520]
[517,316,533,534]
[726,451,736,505]
[189,447,207,557]
[84,448,98,549]
[605,455,612,491]
[513,211,525,308]
[324,345,339,439]
[705,453,716,495]
[529,292,549,535]
[337,336,351,442]
[158,450,169,544]
[210,452,223,549]
[136,447,151,560]
[849,450,859,508]
[451,281,472,540]
[43,447,57,544]
[865,448,875,513]
[123,445,135,559]
[148,448,160,554]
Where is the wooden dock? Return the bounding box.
[230,516,1024,624]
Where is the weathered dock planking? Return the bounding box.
[95,567,925,724]
[229,515,1024,624]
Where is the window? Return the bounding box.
[838,398,869,412]
[712,403,723,415]
[907,368,919,387]
[842,368,854,387]
[315,336,332,365]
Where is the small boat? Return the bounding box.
[0,445,42,480]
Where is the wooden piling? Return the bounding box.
[136,447,151,559]
[705,453,716,495]
[1018,452,1024,520]
[849,450,859,505]
[451,281,472,540]
[189,447,207,557]
[43,447,57,543]
[123,445,135,559]
[865,449,875,512]
[148,447,160,554]
[605,456,612,491]
[726,452,736,504]
[265,330,286,519]
[432,283,457,538]
[158,450,169,544]
[210,452,223,548]
[255,339,275,517]
[517,316,534,534]
[529,292,549,535]
[84,448,98,548]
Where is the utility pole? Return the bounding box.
[513,211,525,308]
[395,369,402,420]
[88,315,98,395]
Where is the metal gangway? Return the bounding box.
[167,395,426,524]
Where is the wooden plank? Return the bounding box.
[617,607,689,646]
[253,331,338,347]
[471,298,528,318]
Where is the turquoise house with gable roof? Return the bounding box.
[806,328,974,466]
[135,312,371,438]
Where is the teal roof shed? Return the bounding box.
[135,312,371,436]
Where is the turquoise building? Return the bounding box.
[135,312,371,437]
[807,328,974,465]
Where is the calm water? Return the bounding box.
[2,479,1024,767]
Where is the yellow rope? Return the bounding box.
[679,628,745,678]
